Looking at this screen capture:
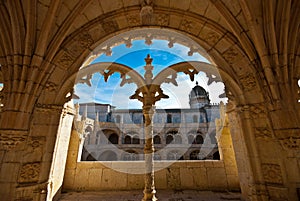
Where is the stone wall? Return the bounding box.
[63,127,240,192]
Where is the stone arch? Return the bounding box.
[38,8,266,201]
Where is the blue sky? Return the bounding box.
[74,40,227,109]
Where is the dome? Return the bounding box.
[189,82,208,97]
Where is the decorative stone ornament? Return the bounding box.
[140,0,154,25]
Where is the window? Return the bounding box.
[166,135,173,144]
[153,135,161,144]
[108,133,119,144]
[190,150,200,160]
[124,135,131,144]
[193,115,198,123]
[174,135,182,144]
[195,135,203,144]
[132,135,140,144]
[167,114,172,123]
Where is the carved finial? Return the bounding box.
[145,54,153,65]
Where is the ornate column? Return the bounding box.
[142,105,157,201]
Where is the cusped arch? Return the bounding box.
[43,7,262,107]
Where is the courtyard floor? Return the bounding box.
[59,190,242,201]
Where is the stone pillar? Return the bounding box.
[142,105,157,201]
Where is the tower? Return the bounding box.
[189,82,210,109]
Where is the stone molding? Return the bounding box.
[35,103,63,114]
[0,130,28,150]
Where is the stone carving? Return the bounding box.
[56,52,74,69]
[223,47,238,64]
[27,136,46,150]
[102,20,119,33]
[239,73,256,91]
[279,137,300,150]
[267,186,288,201]
[18,163,41,183]
[77,31,94,49]
[62,104,76,118]
[180,19,193,33]
[140,0,154,25]
[35,103,63,114]
[45,82,57,92]
[0,130,27,150]
[254,126,272,139]
[127,15,141,26]
[157,14,169,26]
[204,32,220,45]
[240,103,266,119]
[261,163,283,185]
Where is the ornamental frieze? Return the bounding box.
[18,162,41,183]
[76,31,94,49]
[254,126,272,139]
[35,103,63,114]
[180,19,193,33]
[127,15,141,26]
[0,130,27,150]
[279,137,300,150]
[56,51,74,69]
[156,14,169,26]
[102,20,119,33]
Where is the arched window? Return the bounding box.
[124,135,131,144]
[167,114,172,123]
[132,135,140,144]
[166,135,173,144]
[193,115,198,123]
[108,133,119,144]
[190,150,200,160]
[153,135,161,144]
[195,135,204,144]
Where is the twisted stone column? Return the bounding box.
[142,105,157,201]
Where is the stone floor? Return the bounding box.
[59,190,242,201]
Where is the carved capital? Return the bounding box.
[0,130,27,150]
